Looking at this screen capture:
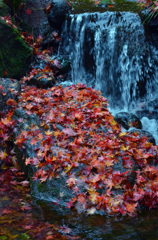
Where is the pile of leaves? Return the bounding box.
[15,82,158,216]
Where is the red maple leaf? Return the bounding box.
[67,1,71,7]
[30,137,38,146]
[26,8,32,15]
[4,70,7,75]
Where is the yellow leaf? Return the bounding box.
[65,164,72,173]
[120,145,129,151]
[111,120,117,125]
[119,132,126,137]
[45,130,53,135]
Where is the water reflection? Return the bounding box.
[35,199,158,240]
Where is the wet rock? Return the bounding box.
[0,18,33,79]
[141,9,158,47]
[0,78,20,116]
[12,85,141,213]
[41,30,61,51]
[53,57,71,74]
[27,73,56,89]
[13,105,75,208]
[114,112,142,130]
[29,56,71,88]
[129,127,155,145]
[136,98,158,120]
[17,0,51,38]
[13,108,43,176]
[47,0,71,31]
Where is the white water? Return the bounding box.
[59,11,158,144]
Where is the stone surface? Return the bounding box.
[29,55,71,88]
[0,78,20,115]
[12,85,142,213]
[0,18,32,79]
[114,112,142,130]
[136,98,158,120]
[17,0,51,38]
[47,0,71,31]
[13,106,75,208]
[141,9,158,47]
[27,73,56,88]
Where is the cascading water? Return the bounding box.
[59,11,158,109]
[58,11,158,143]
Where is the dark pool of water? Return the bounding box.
[34,199,158,240]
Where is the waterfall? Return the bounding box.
[59,11,158,110]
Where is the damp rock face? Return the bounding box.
[114,112,142,130]
[47,0,71,31]
[0,18,32,79]
[16,0,51,38]
[0,78,20,115]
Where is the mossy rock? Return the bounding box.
[0,0,10,16]
[0,18,33,79]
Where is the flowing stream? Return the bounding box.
[59,10,158,143]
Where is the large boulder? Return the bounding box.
[13,83,158,216]
[0,18,32,79]
[17,0,51,38]
[47,0,71,31]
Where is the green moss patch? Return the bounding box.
[0,19,33,79]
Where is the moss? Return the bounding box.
[0,0,10,16]
[0,18,33,79]
[37,182,47,193]
[17,233,31,240]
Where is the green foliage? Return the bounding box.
[68,0,158,13]
[137,0,158,12]
[68,0,98,6]
[17,233,31,240]
[3,0,26,13]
